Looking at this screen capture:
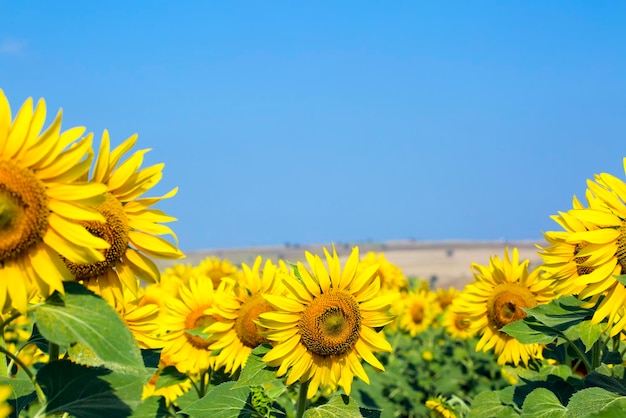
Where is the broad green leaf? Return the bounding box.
[37,360,147,418]
[585,399,626,417]
[584,371,626,396]
[565,387,626,418]
[182,381,253,418]
[154,366,188,390]
[130,396,175,418]
[520,388,566,418]
[468,391,519,418]
[34,282,146,375]
[500,318,557,344]
[525,296,591,328]
[601,351,623,365]
[233,344,279,389]
[0,376,36,417]
[303,394,362,418]
[575,320,604,352]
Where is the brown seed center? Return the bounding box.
[234,293,273,348]
[487,283,537,330]
[299,289,362,357]
[0,160,48,263]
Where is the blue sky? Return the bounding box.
[1,2,625,251]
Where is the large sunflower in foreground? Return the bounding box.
[539,158,626,335]
[258,246,396,399]
[454,247,554,366]
[204,256,285,375]
[0,90,109,312]
[64,130,184,303]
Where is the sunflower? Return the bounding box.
[159,274,221,374]
[0,90,109,312]
[397,289,438,336]
[436,286,460,312]
[359,252,409,292]
[0,385,11,418]
[64,130,184,303]
[204,256,284,375]
[454,247,554,366]
[442,308,475,340]
[258,246,396,399]
[426,396,457,418]
[539,158,626,335]
[114,286,164,350]
[142,360,193,406]
[194,256,240,290]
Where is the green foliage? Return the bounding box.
[37,360,146,418]
[181,381,253,418]
[469,295,626,417]
[350,328,510,417]
[33,282,147,375]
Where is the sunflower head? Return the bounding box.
[259,245,395,398]
[0,90,110,312]
[455,247,554,365]
[62,130,184,304]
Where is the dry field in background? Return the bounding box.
[160,240,544,290]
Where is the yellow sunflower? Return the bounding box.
[193,256,240,290]
[397,289,438,336]
[539,158,626,335]
[259,246,396,399]
[426,396,457,418]
[64,130,184,303]
[159,274,220,374]
[114,286,164,350]
[436,286,460,312]
[359,252,409,292]
[142,360,193,406]
[454,247,554,366]
[0,385,12,418]
[442,308,475,340]
[0,90,109,312]
[204,256,284,375]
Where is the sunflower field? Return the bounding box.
[2,90,626,418]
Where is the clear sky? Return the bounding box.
[1,2,625,251]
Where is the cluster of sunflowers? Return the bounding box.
[4,87,626,417]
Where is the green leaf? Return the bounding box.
[602,351,623,365]
[233,344,278,389]
[525,296,591,328]
[520,388,566,418]
[0,376,36,417]
[34,282,146,375]
[130,396,175,418]
[468,391,519,418]
[565,387,626,418]
[500,318,558,344]
[154,366,188,390]
[613,274,626,287]
[584,399,626,417]
[181,381,252,418]
[303,394,363,418]
[584,371,626,396]
[37,360,147,418]
[575,320,604,352]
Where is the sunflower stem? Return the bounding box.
[0,345,46,405]
[48,342,59,362]
[295,380,309,418]
[0,335,7,378]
